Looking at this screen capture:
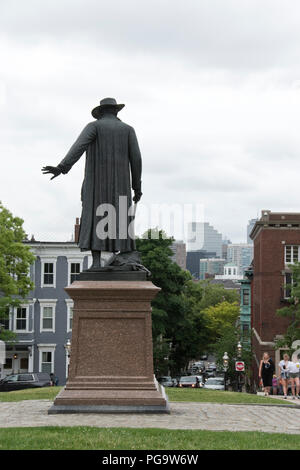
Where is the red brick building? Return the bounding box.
[250,210,300,381]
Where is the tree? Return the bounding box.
[276,261,300,353]
[202,300,240,344]
[0,203,35,341]
[136,230,241,375]
[184,280,239,355]
[136,229,191,375]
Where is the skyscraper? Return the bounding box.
[187,222,222,257]
[247,218,257,244]
[227,243,253,276]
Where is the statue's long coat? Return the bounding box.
[57,115,142,252]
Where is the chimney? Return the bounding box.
[74,218,80,243]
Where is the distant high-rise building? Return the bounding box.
[199,258,226,280]
[227,244,253,276]
[247,218,258,244]
[186,250,217,279]
[187,222,222,257]
[170,240,186,270]
[222,237,232,261]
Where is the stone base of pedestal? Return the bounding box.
[48,280,169,414]
[48,380,169,414]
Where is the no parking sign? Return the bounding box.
[235,361,245,372]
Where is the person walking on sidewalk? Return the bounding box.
[279,354,292,399]
[259,352,275,396]
[289,358,300,400]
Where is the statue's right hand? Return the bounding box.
[42,166,62,180]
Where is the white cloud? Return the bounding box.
[1,1,300,244]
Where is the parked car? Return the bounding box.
[208,362,216,370]
[203,377,225,390]
[0,373,51,392]
[205,368,215,378]
[178,375,204,388]
[157,376,174,387]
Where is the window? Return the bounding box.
[242,324,250,334]
[0,314,9,330]
[70,263,80,283]
[4,358,12,370]
[41,259,57,288]
[284,272,292,299]
[18,374,33,381]
[41,306,54,332]
[16,307,27,331]
[43,263,54,285]
[66,300,74,332]
[68,307,73,331]
[285,246,300,264]
[243,289,250,306]
[41,351,53,374]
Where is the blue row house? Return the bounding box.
[1,221,91,385]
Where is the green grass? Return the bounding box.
[0,426,300,450]
[166,388,292,405]
[0,386,62,402]
[0,386,293,406]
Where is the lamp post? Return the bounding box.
[223,352,229,391]
[237,341,242,392]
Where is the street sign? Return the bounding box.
[235,361,245,372]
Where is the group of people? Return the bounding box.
[259,352,300,399]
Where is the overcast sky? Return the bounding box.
[1,0,300,244]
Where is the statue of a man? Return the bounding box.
[42,98,142,270]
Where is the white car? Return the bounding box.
[203,377,225,390]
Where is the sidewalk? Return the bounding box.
[1,400,300,434]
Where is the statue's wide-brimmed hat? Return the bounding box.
[91,97,125,119]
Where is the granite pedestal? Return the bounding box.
[49,277,169,414]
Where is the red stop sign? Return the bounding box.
[235,361,245,372]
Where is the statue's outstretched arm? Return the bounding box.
[42,122,97,179]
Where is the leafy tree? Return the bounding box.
[0,203,35,341]
[202,300,240,344]
[276,261,300,353]
[136,229,191,375]
[136,229,241,376]
[184,280,239,354]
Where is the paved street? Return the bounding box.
[1,400,300,434]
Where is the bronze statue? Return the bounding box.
[42,98,143,272]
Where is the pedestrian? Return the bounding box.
[289,358,300,400]
[272,375,278,395]
[195,376,200,388]
[259,352,275,396]
[50,373,55,386]
[50,373,58,387]
[279,353,291,399]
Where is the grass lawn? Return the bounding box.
[166,388,292,405]
[0,426,300,450]
[0,386,293,406]
[0,386,62,402]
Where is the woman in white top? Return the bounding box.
[289,358,300,400]
[278,354,292,399]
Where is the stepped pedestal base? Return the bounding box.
[48,280,169,414]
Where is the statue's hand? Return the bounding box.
[42,166,62,180]
[133,190,142,203]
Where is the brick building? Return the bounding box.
[250,210,300,381]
